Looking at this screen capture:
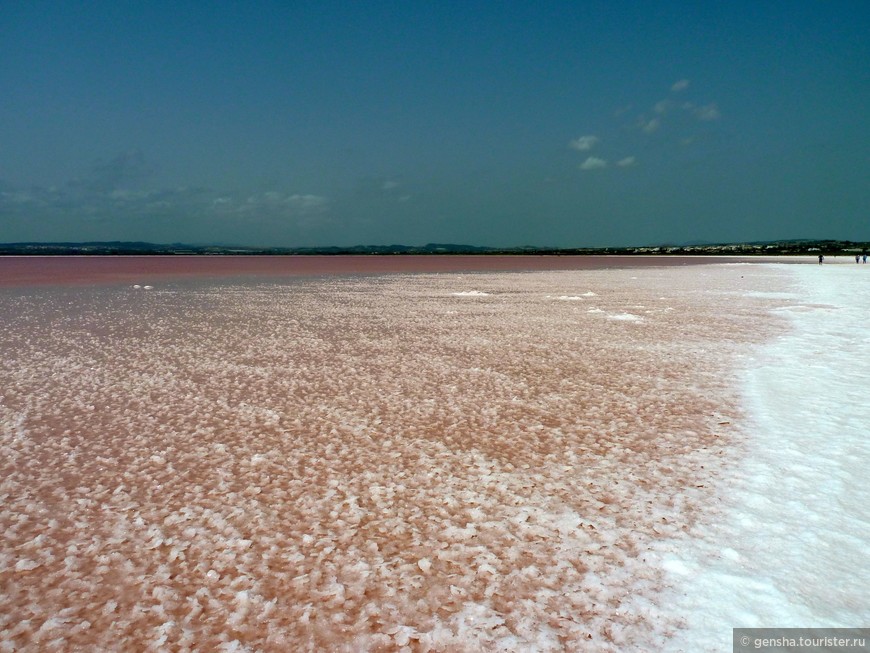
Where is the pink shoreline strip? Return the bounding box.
[0,255,770,288]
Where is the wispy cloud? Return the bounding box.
[654,100,673,114]
[76,149,152,193]
[569,135,599,151]
[641,117,661,133]
[564,80,718,177]
[695,103,721,121]
[680,101,721,122]
[223,192,329,222]
[1,158,330,231]
[580,156,607,170]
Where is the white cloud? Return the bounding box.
[696,103,721,121]
[109,189,151,201]
[197,191,330,222]
[0,157,335,238]
[569,135,599,151]
[654,100,673,114]
[616,156,637,167]
[580,156,607,170]
[287,193,328,210]
[680,102,721,122]
[671,79,690,92]
[2,189,36,204]
[261,191,285,203]
[642,117,661,133]
[243,191,326,209]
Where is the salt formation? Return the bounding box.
[0,265,786,651]
[654,262,870,652]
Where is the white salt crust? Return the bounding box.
[0,265,788,651]
[653,261,870,653]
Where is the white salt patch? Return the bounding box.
[606,312,643,322]
[15,558,40,571]
[451,290,490,296]
[657,263,870,652]
[742,290,796,300]
[661,557,693,576]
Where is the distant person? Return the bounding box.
[857,255,861,263]
[818,254,824,265]
[863,253,867,264]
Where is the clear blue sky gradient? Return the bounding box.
[1,1,868,247]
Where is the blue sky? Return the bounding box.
[1,1,867,247]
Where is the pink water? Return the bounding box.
[0,255,757,288]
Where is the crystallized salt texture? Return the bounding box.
[15,559,40,571]
[1,261,833,651]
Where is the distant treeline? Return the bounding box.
[1,240,868,256]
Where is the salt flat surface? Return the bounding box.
[655,261,870,652]
[0,262,849,651]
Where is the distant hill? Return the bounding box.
[0,239,867,256]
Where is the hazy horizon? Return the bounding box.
[2,2,868,247]
[0,235,861,251]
